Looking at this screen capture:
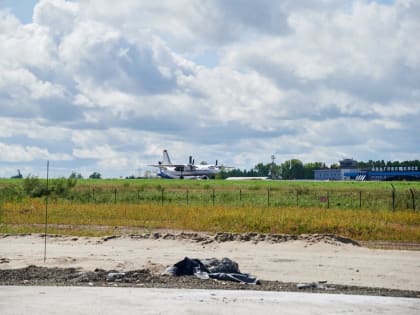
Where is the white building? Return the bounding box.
[314,169,357,180]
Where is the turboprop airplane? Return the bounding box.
[150,149,231,179]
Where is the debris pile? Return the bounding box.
[163,257,259,285]
[297,281,331,290]
[122,232,360,246]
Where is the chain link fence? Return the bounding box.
[2,185,417,211]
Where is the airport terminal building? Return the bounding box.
[314,159,359,181]
[314,159,420,181]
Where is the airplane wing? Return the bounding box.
[149,164,194,168]
[216,165,234,170]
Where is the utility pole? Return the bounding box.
[44,160,49,263]
[270,155,276,179]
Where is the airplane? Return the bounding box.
[149,149,231,179]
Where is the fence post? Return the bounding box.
[161,189,164,205]
[296,190,299,206]
[239,189,242,201]
[92,188,95,203]
[410,188,416,210]
[0,195,2,224]
[212,189,215,206]
[359,191,362,209]
[267,188,270,207]
[186,190,189,205]
[327,191,330,209]
[114,188,117,203]
[391,184,396,211]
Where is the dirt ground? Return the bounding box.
[1,232,419,298]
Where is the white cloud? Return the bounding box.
[0,65,65,100]
[180,66,287,130]
[0,142,72,162]
[0,118,70,140]
[0,0,419,177]
[0,12,57,70]
[73,144,116,159]
[33,0,79,39]
[222,1,418,83]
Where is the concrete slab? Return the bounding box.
[0,286,419,315]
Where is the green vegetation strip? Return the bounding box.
[1,178,420,210]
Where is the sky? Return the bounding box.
[0,0,419,178]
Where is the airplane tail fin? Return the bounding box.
[162,149,172,165]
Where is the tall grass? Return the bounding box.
[1,199,419,241]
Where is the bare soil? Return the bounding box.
[1,265,419,298]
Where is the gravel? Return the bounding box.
[1,265,419,299]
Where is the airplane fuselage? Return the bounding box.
[158,165,219,179]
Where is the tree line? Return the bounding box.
[219,159,420,180]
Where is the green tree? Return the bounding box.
[69,172,83,179]
[303,162,325,179]
[289,159,304,179]
[89,172,102,179]
[253,163,271,176]
[280,159,305,179]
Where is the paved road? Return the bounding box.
[1,286,419,315]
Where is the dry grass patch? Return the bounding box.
[1,199,419,242]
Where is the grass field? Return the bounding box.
[0,179,419,242]
[2,177,420,190]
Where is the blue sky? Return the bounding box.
[0,0,38,23]
[0,0,418,178]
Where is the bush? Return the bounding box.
[51,177,77,196]
[0,184,25,201]
[23,176,78,198]
[23,176,48,197]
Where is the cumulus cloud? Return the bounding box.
[33,0,78,39]
[0,142,72,162]
[0,0,418,177]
